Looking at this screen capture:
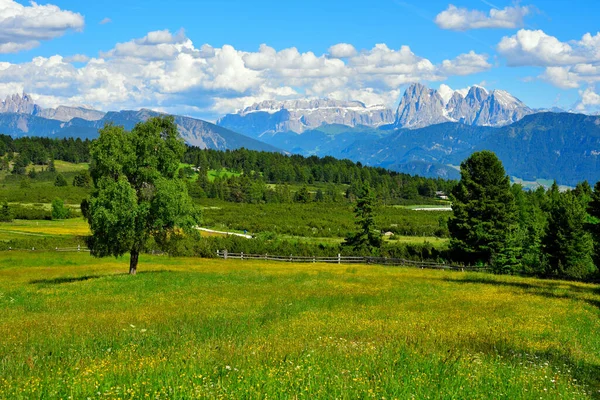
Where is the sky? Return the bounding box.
[0,0,599,121]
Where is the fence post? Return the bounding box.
[338,254,341,264]
[217,249,220,258]
[77,245,80,252]
[313,256,316,263]
[241,252,244,260]
[264,253,267,260]
[224,250,228,260]
[289,254,292,262]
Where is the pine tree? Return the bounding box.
[543,191,596,280]
[448,151,519,268]
[343,184,382,254]
[587,181,600,268]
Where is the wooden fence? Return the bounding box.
[216,250,488,272]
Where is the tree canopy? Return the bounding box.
[85,116,200,274]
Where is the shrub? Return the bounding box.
[0,202,12,222]
[54,174,68,187]
[51,198,70,220]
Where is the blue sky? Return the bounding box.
[1,0,599,120]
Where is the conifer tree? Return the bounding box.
[543,191,596,280]
[449,151,518,268]
[344,184,382,254]
[587,181,600,268]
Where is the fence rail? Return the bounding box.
[216,250,487,272]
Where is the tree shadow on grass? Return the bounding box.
[29,270,177,285]
[30,275,105,285]
[441,275,600,311]
[436,275,600,397]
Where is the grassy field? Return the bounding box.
[0,252,598,399]
[0,219,89,241]
[198,199,450,240]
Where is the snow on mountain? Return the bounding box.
[218,84,536,137]
[218,99,395,137]
[394,83,534,128]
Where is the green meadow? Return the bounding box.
[1,252,599,399]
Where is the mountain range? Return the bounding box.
[217,83,535,136]
[1,87,599,186]
[0,94,278,152]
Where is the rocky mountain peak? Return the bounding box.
[1,93,41,115]
[394,83,447,128]
[0,92,105,122]
[466,86,489,103]
[395,83,533,128]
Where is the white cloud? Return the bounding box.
[497,29,593,67]
[328,43,357,58]
[0,0,84,54]
[439,51,491,76]
[575,87,600,112]
[99,17,112,25]
[0,30,492,116]
[64,54,90,63]
[435,4,531,31]
[497,29,600,105]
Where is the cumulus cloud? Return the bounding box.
[0,0,84,54]
[64,54,90,63]
[435,4,531,31]
[496,29,597,67]
[497,29,600,111]
[439,51,491,76]
[99,17,112,25]
[575,87,600,113]
[0,29,491,117]
[498,29,600,96]
[328,43,357,58]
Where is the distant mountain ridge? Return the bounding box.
[340,112,600,186]
[217,83,535,136]
[0,99,279,152]
[218,99,394,137]
[1,93,105,122]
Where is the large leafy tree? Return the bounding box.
[85,116,200,274]
[344,183,382,254]
[449,151,518,268]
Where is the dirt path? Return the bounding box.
[195,227,253,239]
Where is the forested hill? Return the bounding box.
[340,112,600,186]
[183,147,456,202]
[0,134,456,202]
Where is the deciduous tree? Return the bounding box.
[85,116,200,275]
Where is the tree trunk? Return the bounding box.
[129,250,139,275]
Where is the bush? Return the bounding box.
[54,174,68,187]
[9,204,51,220]
[51,198,70,220]
[72,170,92,188]
[0,202,12,222]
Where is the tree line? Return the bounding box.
[448,151,600,282]
[185,147,454,203]
[0,135,91,173]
